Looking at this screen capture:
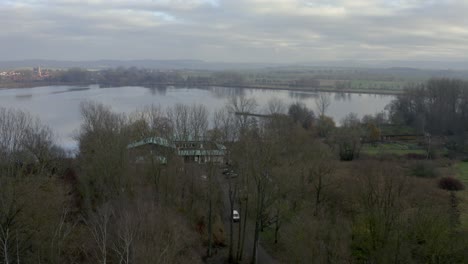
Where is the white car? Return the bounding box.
[233,210,240,222]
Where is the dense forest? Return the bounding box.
[389,79,468,139]
[1,79,468,263]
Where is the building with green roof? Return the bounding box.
[127,137,226,164]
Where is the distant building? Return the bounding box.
[33,66,42,77]
[127,137,226,164]
[175,140,226,163]
[127,137,176,164]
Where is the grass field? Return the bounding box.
[455,162,468,229]
[350,79,407,90]
[455,162,468,182]
[361,143,426,156]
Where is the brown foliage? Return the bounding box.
[438,176,465,191]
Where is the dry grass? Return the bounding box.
[455,162,468,229]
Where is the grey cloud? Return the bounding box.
[0,0,467,62]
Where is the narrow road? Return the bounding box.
[216,170,278,264]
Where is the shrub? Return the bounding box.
[438,177,465,191]
[406,153,427,160]
[409,162,438,178]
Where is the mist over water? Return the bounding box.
[0,85,393,149]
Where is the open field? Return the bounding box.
[349,79,407,90]
[361,142,426,156]
[455,162,468,229]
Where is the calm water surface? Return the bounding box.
[0,85,394,149]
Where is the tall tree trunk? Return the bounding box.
[251,184,263,264]
[228,182,235,262]
[239,196,248,262]
[274,208,280,244]
[206,163,215,258]
[236,198,243,261]
[252,218,259,264]
[16,230,19,264]
[151,157,161,205]
[126,244,130,264]
[2,228,10,264]
[189,169,194,211]
[207,198,213,257]
[314,174,322,216]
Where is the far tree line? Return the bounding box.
[389,79,468,152]
[0,67,320,89]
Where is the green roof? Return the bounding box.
[127,137,176,149]
[128,137,227,157]
[215,143,227,150]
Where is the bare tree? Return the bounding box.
[0,108,29,159]
[243,132,276,264]
[332,113,363,161]
[226,95,257,136]
[266,97,286,115]
[287,102,315,129]
[213,107,236,143]
[205,162,216,258]
[49,206,76,264]
[236,185,248,262]
[0,228,9,264]
[22,119,56,175]
[0,107,58,177]
[309,158,336,216]
[315,93,331,117]
[189,104,209,141]
[167,104,190,140]
[113,208,139,264]
[77,101,129,206]
[0,178,22,264]
[129,104,173,140]
[86,203,113,264]
[353,162,408,263]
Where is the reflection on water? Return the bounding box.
[51,87,91,95]
[15,94,33,100]
[0,85,394,149]
[147,86,168,96]
[334,92,352,101]
[288,91,318,100]
[207,86,247,98]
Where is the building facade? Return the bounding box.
[127,137,226,164]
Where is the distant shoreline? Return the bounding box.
[212,84,402,95]
[0,81,86,88]
[0,82,402,95]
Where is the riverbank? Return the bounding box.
[213,84,403,95]
[0,81,90,89]
[0,81,403,95]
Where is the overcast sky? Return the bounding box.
[1,0,468,63]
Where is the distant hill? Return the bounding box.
[2,59,468,71]
[295,60,468,70]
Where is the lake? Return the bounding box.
[0,85,394,150]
